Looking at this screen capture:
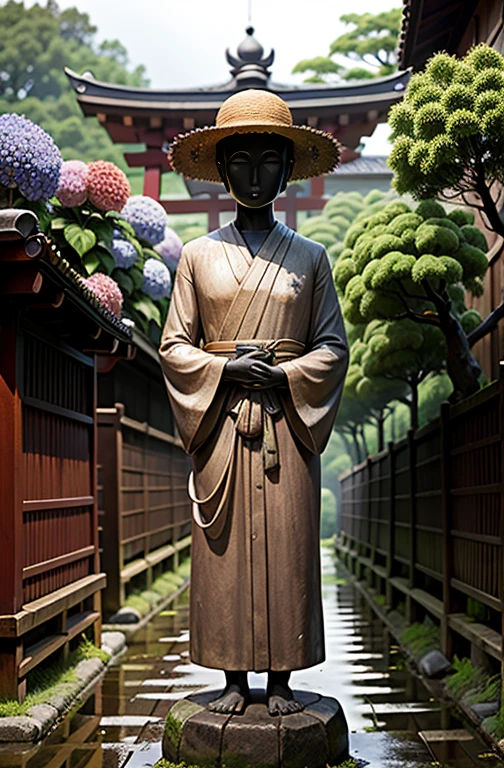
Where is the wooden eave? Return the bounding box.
[398,0,480,69]
[0,229,135,360]
[65,66,410,126]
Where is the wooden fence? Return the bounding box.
[0,218,133,701]
[97,404,192,617]
[337,361,504,668]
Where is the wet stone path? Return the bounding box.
[4,550,504,768]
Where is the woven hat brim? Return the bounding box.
[168,122,341,182]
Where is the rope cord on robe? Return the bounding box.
[188,338,304,539]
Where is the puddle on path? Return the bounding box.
[2,550,503,768]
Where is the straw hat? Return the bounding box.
[168,89,341,183]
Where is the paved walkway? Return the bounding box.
[3,550,504,768]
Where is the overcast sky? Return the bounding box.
[21,0,401,153]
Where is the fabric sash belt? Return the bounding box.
[188,338,304,538]
[204,337,305,365]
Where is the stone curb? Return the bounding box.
[103,578,190,637]
[340,565,504,761]
[0,631,127,744]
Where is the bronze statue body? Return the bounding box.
[159,89,348,718]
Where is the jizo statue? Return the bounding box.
[159,89,349,716]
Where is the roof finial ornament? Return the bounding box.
[226,27,275,89]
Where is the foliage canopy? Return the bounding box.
[292,9,402,83]
[0,1,149,167]
[388,43,504,238]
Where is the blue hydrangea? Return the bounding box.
[142,258,172,300]
[110,231,138,269]
[121,195,167,245]
[155,225,183,271]
[0,113,62,201]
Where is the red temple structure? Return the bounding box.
[65,28,409,229]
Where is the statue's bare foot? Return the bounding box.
[208,684,249,715]
[267,681,304,716]
[268,692,304,716]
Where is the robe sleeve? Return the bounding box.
[278,246,349,455]
[158,244,228,455]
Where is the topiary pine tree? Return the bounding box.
[350,329,408,447]
[333,197,487,399]
[360,319,446,429]
[298,189,395,264]
[388,43,504,346]
[334,361,371,464]
[388,44,504,235]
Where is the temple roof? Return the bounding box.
[65,27,409,155]
[64,67,409,115]
[398,0,479,69]
[331,156,392,176]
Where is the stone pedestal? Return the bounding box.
[163,689,349,768]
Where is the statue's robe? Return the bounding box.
[159,220,348,672]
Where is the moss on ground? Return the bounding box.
[0,636,109,717]
[482,704,504,742]
[123,558,190,618]
[446,655,499,705]
[401,618,440,659]
[164,711,184,752]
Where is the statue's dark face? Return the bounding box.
[216,132,293,209]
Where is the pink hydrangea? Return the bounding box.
[83,273,123,317]
[56,160,89,207]
[155,225,183,271]
[87,160,131,212]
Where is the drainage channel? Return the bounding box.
[3,550,503,768]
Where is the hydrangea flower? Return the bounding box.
[110,230,138,269]
[0,113,62,201]
[83,273,123,317]
[154,225,183,270]
[87,160,131,212]
[121,195,166,245]
[142,258,172,300]
[56,160,89,207]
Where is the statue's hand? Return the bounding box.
[223,350,287,389]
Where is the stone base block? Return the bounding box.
[163,689,349,768]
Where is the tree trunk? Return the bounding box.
[377,410,385,452]
[338,430,357,466]
[468,299,504,348]
[358,423,369,457]
[438,312,481,399]
[475,173,504,240]
[410,380,419,432]
[349,425,362,464]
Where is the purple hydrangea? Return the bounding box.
[121,195,167,245]
[142,258,172,300]
[154,225,183,271]
[110,230,138,269]
[0,113,62,201]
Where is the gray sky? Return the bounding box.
[22,0,400,153]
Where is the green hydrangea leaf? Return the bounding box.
[64,224,96,257]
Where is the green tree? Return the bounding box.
[299,189,395,264]
[292,8,402,83]
[350,329,408,445]
[0,1,149,167]
[388,44,504,344]
[333,198,488,399]
[334,368,369,465]
[320,488,337,539]
[360,319,446,429]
